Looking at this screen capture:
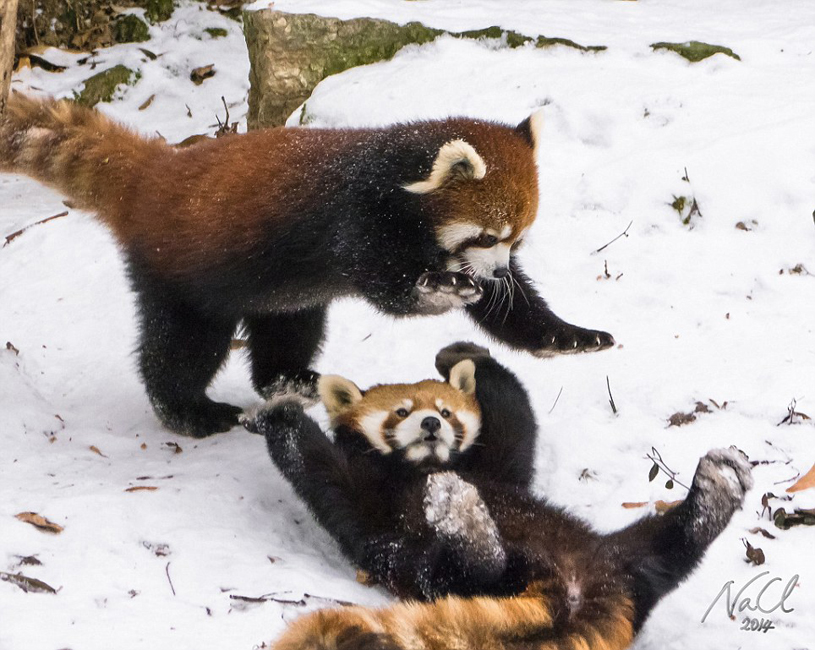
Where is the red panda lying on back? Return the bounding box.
[0,96,613,437]
[248,342,753,650]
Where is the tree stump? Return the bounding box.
[0,0,19,114]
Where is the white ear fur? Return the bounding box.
[448,359,476,396]
[525,108,545,156]
[404,139,487,194]
[318,375,363,421]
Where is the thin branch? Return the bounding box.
[593,220,633,255]
[3,211,69,247]
[606,376,618,414]
[548,386,564,415]
[646,447,691,491]
[165,561,176,596]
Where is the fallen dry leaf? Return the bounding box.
[748,527,777,540]
[138,94,155,111]
[190,64,216,85]
[89,445,108,458]
[786,463,815,493]
[15,512,64,534]
[0,571,57,594]
[654,499,683,514]
[124,486,158,493]
[622,502,648,509]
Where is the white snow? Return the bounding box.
[2,1,814,649]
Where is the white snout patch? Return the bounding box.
[463,242,512,279]
[393,409,456,464]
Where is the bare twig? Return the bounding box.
[165,561,176,596]
[548,386,564,415]
[606,376,618,414]
[593,220,633,255]
[3,211,69,247]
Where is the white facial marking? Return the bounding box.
[437,223,482,252]
[456,411,481,451]
[358,411,392,454]
[463,242,512,278]
[406,446,431,463]
[499,224,512,239]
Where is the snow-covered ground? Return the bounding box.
[2,1,814,649]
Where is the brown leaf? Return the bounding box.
[694,401,712,413]
[5,341,19,355]
[743,538,765,565]
[654,499,683,514]
[89,445,108,458]
[748,527,777,539]
[125,486,158,492]
[15,512,64,534]
[787,463,815,493]
[138,94,155,111]
[0,571,57,594]
[162,442,183,454]
[621,501,648,509]
[190,64,216,85]
[668,411,696,427]
[356,569,376,586]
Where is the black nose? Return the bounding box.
[493,267,509,279]
[421,416,441,435]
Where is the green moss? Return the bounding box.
[145,0,175,25]
[76,65,138,107]
[204,27,229,38]
[114,15,150,44]
[651,41,740,62]
[670,195,687,215]
[536,36,607,52]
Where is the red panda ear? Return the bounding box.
[448,359,476,395]
[515,108,544,155]
[404,139,487,194]
[319,375,363,421]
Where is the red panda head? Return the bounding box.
[319,361,481,470]
[405,110,543,281]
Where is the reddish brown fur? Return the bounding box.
[271,592,634,650]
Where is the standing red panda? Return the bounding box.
[0,96,613,437]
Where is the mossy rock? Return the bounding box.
[114,15,150,44]
[76,65,138,107]
[651,41,740,62]
[244,9,607,128]
[145,0,175,24]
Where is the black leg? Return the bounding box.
[136,289,240,437]
[466,258,614,356]
[435,343,537,488]
[606,448,753,630]
[243,306,327,400]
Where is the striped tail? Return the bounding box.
[272,593,635,650]
[0,93,167,226]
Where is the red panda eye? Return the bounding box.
[396,408,409,417]
[481,234,498,247]
[440,409,451,418]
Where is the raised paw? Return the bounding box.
[434,341,491,377]
[423,472,506,565]
[259,370,321,405]
[414,272,483,315]
[685,447,754,545]
[240,399,305,436]
[533,325,615,357]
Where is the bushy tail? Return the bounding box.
[272,593,634,650]
[0,93,167,222]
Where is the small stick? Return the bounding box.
[3,211,69,247]
[606,376,618,414]
[646,447,691,491]
[548,386,564,414]
[165,561,176,596]
[593,220,633,255]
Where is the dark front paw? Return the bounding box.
[413,272,483,315]
[685,447,753,545]
[533,325,615,357]
[240,399,305,436]
[435,341,491,377]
